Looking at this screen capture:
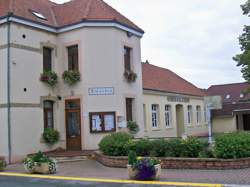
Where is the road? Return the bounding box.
[0,176,221,187]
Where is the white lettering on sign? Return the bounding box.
[88,87,114,96]
[167,96,190,103]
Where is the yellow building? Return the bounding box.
[142,63,208,139]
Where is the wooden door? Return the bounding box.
[65,99,82,150]
[243,114,250,131]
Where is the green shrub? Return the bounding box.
[180,137,206,158]
[99,132,132,156]
[165,138,183,157]
[128,150,137,165]
[150,139,168,157]
[0,160,6,171]
[133,139,153,156]
[214,132,250,159]
[42,128,60,145]
[198,149,214,158]
[40,70,58,87]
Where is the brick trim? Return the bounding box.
[94,151,250,170]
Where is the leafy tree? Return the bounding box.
[233,0,250,84]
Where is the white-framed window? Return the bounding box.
[187,105,193,125]
[196,105,201,124]
[165,105,172,128]
[151,104,159,128]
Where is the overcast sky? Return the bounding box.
[52,0,248,88]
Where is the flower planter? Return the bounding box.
[127,164,161,180]
[33,163,50,174]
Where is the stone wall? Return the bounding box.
[94,152,250,170]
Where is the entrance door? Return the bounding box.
[65,99,82,150]
[176,104,185,137]
[243,114,250,131]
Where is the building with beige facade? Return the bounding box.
[0,0,209,163]
[142,63,208,139]
[0,0,145,163]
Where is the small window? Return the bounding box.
[165,105,172,128]
[89,112,116,133]
[67,45,79,71]
[43,100,54,129]
[187,105,193,125]
[32,11,47,20]
[151,104,159,128]
[196,106,201,124]
[226,94,231,99]
[43,47,52,71]
[124,46,131,72]
[240,93,244,98]
[126,98,133,122]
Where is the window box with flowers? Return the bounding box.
[40,71,58,87]
[62,70,81,86]
[124,70,137,83]
[127,151,161,180]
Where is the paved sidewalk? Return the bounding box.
[5,160,250,185]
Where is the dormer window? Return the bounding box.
[32,11,47,20]
[226,94,231,99]
[240,93,244,98]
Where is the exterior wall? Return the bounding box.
[0,23,143,162]
[143,91,208,139]
[0,24,9,159]
[212,116,236,133]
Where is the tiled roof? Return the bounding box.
[212,103,250,117]
[142,63,205,97]
[207,83,250,117]
[207,82,250,104]
[0,0,143,33]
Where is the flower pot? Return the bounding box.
[127,164,161,180]
[33,163,50,174]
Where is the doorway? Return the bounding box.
[243,114,250,131]
[176,104,185,137]
[65,99,82,150]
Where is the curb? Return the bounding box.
[0,172,222,187]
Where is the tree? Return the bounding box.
[233,0,250,84]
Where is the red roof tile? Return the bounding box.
[142,63,205,97]
[0,0,143,32]
[207,82,250,104]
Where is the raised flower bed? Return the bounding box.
[24,151,57,174]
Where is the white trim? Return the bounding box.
[0,18,7,25]
[0,17,143,37]
[58,22,143,37]
[233,109,250,112]
[9,17,57,33]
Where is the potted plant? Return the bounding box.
[23,151,57,174]
[62,70,81,85]
[127,151,161,180]
[127,121,139,134]
[42,128,60,145]
[0,158,6,171]
[40,70,58,87]
[124,70,137,83]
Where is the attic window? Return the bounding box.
[226,94,231,99]
[32,11,47,20]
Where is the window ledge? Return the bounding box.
[152,128,161,131]
[165,127,173,130]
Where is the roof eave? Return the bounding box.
[0,15,144,37]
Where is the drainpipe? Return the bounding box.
[7,12,12,164]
